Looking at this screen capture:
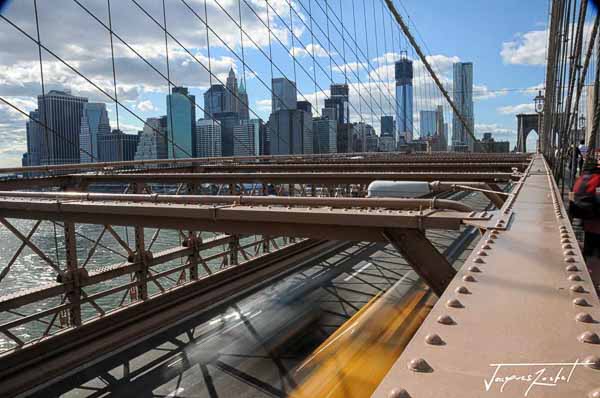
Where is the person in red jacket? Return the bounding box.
[572,165,600,256]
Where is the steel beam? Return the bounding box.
[0,152,532,175]
[0,198,489,241]
[71,172,516,185]
[372,155,600,398]
[383,228,456,296]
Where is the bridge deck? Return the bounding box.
[373,155,600,397]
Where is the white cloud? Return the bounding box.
[290,43,331,58]
[501,30,548,66]
[497,103,535,115]
[136,99,156,112]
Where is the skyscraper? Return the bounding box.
[196,119,222,157]
[204,84,227,118]
[167,86,196,159]
[97,129,138,162]
[323,84,350,153]
[135,117,168,162]
[36,90,88,165]
[272,78,297,112]
[452,62,474,150]
[313,117,337,154]
[395,55,414,143]
[80,103,111,163]
[233,119,263,156]
[324,84,349,125]
[25,110,42,167]
[380,116,396,137]
[238,81,250,120]
[213,111,240,156]
[419,110,437,137]
[225,67,239,114]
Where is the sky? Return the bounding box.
[0,0,557,167]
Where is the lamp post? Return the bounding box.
[534,90,545,154]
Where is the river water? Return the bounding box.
[0,219,263,352]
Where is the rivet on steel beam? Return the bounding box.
[570,285,586,293]
[468,266,482,273]
[455,286,470,294]
[579,331,600,344]
[446,299,464,308]
[388,388,411,398]
[564,250,576,256]
[469,211,476,217]
[477,251,488,256]
[563,243,574,249]
[408,358,433,373]
[573,297,590,306]
[463,275,477,282]
[560,233,570,239]
[425,333,445,346]
[565,257,577,263]
[473,257,485,264]
[575,313,595,323]
[486,239,495,244]
[568,275,583,282]
[437,315,455,325]
[497,219,505,224]
[481,244,492,250]
[584,355,600,370]
[561,238,571,244]
[588,388,600,398]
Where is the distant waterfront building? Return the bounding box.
[268,109,312,155]
[238,81,250,120]
[196,119,222,157]
[212,112,240,156]
[272,78,297,112]
[204,84,227,119]
[324,84,349,125]
[25,110,42,167]
[381,116,395,137]
[419,110,437,138]
[80,103,111,163]
[135,117,168,162]
[312,117,337,154]
[225,68,239,115]
[395,54,414,143]
[98,129,139,162]
[324,84,350,153]
[352,122,377,152]
[475,132,510,153]
[167,86,196,158]
[36,89,88,165]
[452,62,474,151]
[233,119,263,156]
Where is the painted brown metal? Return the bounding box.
[0,191,476,212]
[383,229,456,296]
[0,198,489,241]
[372,155,600,398]
[0,152,532,175]
[69,171,517,185]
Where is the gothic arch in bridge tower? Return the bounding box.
[516,114,540,152]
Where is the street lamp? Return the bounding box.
[534,90,545,153]
[534,90,545,114]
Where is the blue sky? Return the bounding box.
[0,0,561,166]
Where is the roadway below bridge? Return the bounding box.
[35,194,487,398]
